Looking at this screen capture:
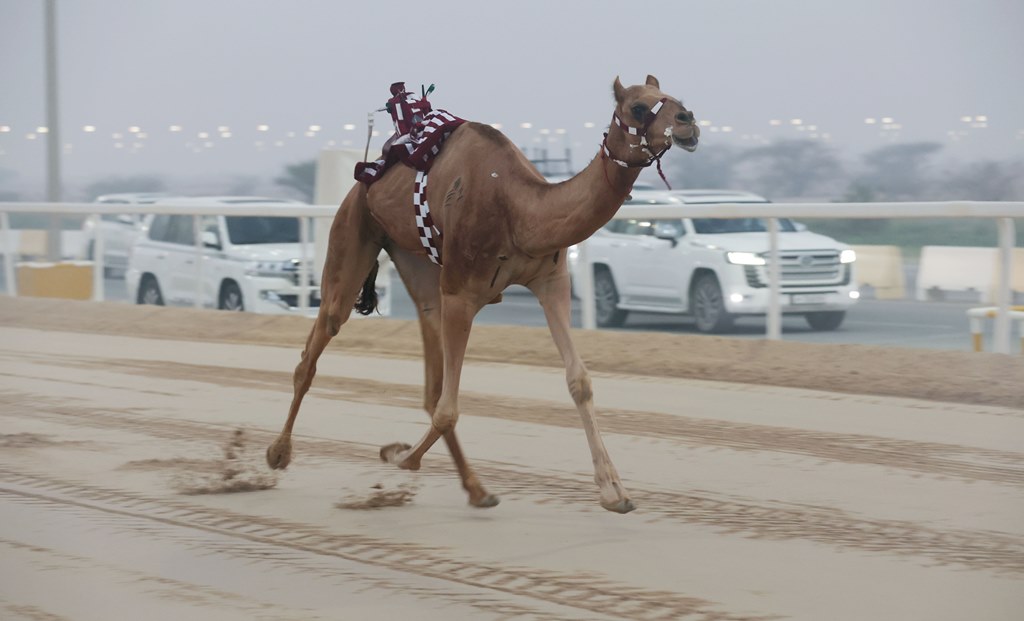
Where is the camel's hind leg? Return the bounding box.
[528,268,635,514]
[266,190,383,470]
[380,247,498,508]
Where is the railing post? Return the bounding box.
[1,212,16,296]
[767,218,781,340]
[578,240,596,330]
[92,214,105,302]
[299,216,310,312]
[994,217,1015,354]
[193,214,203,309]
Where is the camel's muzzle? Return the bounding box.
[675,134,699,152]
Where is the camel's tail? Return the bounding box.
[353,260,380,315]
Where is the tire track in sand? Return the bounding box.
[12,353,1024,486]
[2,396,1021,576]
[1,472,764,621]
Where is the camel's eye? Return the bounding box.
[630,104,648,122]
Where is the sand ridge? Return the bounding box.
[1,296,1021,409]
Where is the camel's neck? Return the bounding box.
[515,150,642,255]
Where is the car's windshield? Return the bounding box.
[225,216,299,244]
[692,217,797,234]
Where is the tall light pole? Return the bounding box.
[44,0,62,260]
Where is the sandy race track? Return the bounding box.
[1,297,1022,620]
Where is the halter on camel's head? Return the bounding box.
[601,74,700,190]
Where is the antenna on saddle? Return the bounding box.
[363,112,375,163]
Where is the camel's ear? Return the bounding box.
[613,76,626,103]
[646,75,660,89]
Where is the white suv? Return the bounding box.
[80,193,174,274]
[574,190,859,333]
[125,196,323,314]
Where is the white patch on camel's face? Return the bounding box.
[491,172,499,178]
[664,126,673,137]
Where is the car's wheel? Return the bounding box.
[137,275,164,306]
[805,310,846,331]
[691,273,734,334]
[594,268,628,328]
[219,281,244,311]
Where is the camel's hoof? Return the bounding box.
[601,498,637,514]
[470,494,500,509]
[266,437,292,470]
[380,442,419,470]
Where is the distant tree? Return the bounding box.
[84,175,165,200]
[0,167,18,200]
[940,160,1024,201]
[838,181,877,203]
[664,144,738,190]
[853,142,943,200]
[275,160,316,202]
[732,140,843,199]
[226,175,260,197]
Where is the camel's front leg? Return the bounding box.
[381,292,479,473]
[384,247,498,507]
[529,270,635,514]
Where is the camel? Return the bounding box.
[266,75,699,513]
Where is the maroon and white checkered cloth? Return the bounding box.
[413,171,442,265]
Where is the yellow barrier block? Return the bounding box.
[967,305,1024,353]
[850,245,905,299]
[16,261,93,300]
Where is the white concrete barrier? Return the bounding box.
[916,246,998,302]
[0,229,84,260]
[850,245,905,299]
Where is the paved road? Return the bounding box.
[470,286,988,351]
[1,271,1002,352]
[1,323,1021,620]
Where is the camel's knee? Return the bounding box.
[431,405,459,434]
[567,370,593,405]
[325,310,344,337]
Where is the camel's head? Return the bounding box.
[611,75,700,159]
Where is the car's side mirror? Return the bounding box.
[793,221,808,232]
[653,223,682,248]
[201,230,221,250]
[115,214,136,225]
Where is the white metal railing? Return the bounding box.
[0,201,337,313]
[1,200,1022,352]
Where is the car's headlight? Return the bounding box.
[839,249,856,264]
[726,251,766,266]
[245,260,296,277]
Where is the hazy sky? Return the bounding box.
[1,0,1022,189]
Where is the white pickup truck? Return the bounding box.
[571,190,859,333]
